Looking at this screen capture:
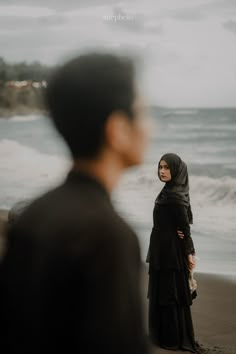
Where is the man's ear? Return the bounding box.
[104,111,131,152]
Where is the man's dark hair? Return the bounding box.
[45,52,136,158]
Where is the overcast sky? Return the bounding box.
[1,0,236,107]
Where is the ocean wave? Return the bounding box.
[10,114,43,122]
[118,170,236,205]
[0,139,236,208]
[190,175,236,204]
[0,139,70,208]
[161,109,199,117]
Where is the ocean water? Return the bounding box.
[0,108,236,276]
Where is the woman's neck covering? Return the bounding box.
[156,153,193,224]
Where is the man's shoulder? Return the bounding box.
[8,184,141,267]
[16,179,104,219]
[14,182,136,240]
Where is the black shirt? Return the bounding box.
[0,170,149,354]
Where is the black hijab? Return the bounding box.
[155,153,193,224]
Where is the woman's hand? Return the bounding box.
[177,230,184,239]
[188,254,196,271]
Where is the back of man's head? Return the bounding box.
[45,52,136,159]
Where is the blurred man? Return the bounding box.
[0,53,150,354]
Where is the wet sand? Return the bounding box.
[141,266,236,354]
[1,210,236,353]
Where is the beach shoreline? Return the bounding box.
[0,107,46,119]
[0,210,235,353]
[141,266,236,354]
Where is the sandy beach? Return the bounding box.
[141,266,236,354]
[1,210,236,354]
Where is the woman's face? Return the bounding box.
[159,160,172,182]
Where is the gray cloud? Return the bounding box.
[167,0,236,22]
[1,0,236,106]
[103,5,163,35]
[169,8,205,22]
[0,0,132,11]
[0,14,68,31]
[203,0,236,16]
[223,20,236,34]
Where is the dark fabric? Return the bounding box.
[0,169,149,354]
[148,271,196,353]
[146,203,195,271]
[147,269,192,306]
[147,191,196,351]
[156,153,193,224]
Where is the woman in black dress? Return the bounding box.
[147,153,197,352]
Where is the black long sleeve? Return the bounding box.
[172,204,195,256]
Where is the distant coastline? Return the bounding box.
[0,83,47,118]
[0,57,53,118]
[0,107,46,119]
[1,85,236,119]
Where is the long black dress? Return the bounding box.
[147,201,196,352]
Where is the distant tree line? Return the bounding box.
[0,58,54,116]
[0,57,53,83]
